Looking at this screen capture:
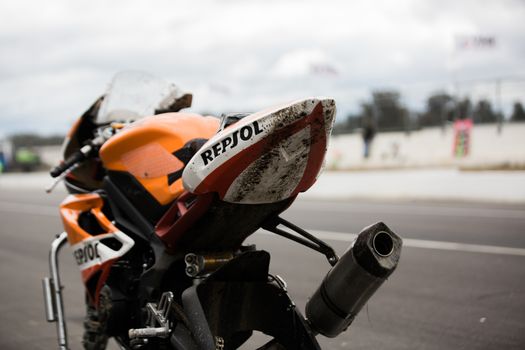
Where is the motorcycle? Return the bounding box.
[42,71,402,350]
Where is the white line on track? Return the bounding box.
[258,229,525,257]
[291,202,525,219]
[2,201,524,256]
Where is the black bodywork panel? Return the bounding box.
[174,197,293,253]
[180,251,321,350]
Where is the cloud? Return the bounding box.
[271,49,339,78]
[0,0,524,134]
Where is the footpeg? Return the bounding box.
[129,292,174,342]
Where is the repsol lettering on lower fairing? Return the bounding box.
[73,241,100,266]
[201,121,263,166]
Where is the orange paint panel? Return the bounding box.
[60,193,135,304]
[121,142,184,179]
[60,194,117,245]
[137,176,184,204]
[168,178,184,195]
[100,113,219,205]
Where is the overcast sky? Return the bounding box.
[1,0,524,135]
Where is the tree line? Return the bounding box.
[334,90,525,134]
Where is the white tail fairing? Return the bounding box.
[182,98,336,204]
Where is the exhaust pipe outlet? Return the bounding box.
[305,222,402,338]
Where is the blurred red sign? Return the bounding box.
[453,119,473,157]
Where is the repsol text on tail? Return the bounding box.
[200,121,264,165]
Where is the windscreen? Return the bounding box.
[96,71,184,124]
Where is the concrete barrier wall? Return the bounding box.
[22,123,525,171]
[327,122,525,169]
[38,145,62,167]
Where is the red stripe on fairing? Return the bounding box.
[290,105,327,196]
[193,102,327,199]
[81,259,115,305]
[155,192,214,250]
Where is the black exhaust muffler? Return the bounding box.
[305,222,402,338]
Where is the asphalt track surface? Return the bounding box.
[1,187,524,350]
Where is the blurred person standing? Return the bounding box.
[362,117,376,159]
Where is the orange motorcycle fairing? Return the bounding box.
[60,193,134,304]
[99,113,220,206]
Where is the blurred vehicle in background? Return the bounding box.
[14,147,40,172]
[0,138,13,172]
[0,134,64,173]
